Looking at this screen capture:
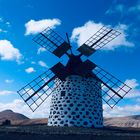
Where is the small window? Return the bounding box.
[61,91,66,97]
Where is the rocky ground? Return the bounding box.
[104,115,140,128]
[0,125,140,140]
[1,110,140,139]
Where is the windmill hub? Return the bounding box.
[65,54,94,77]
[18,26,132,128]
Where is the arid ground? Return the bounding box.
[1,110,140,140]
[0,125,140,140]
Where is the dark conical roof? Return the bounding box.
[65,54,96,78]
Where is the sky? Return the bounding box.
[0,0,140,118]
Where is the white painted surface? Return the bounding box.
[48,75,103,127]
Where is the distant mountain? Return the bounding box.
[104,115,140,128]
[0,109,48,126]
[12,118,48,125]
[0,110,29,124]
[1,110,140,128]
[12,114,140,127]
[12,114,140,128]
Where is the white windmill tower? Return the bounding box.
[18,26,131,128]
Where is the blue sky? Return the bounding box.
[0,0,140,118]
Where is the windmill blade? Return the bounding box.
[51,62,70,81]
[17,69,61,112]
[77,26,121,57]
[33,27,71,58]
[92,65,132,108]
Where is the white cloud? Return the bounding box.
[103,104,140,117]
[106,24,134,50]
[0,96,52,118]
[1,78,140,118]
[31,61,36,64]
[71,21,102,46]
[5,79,14,84]
[0,28,7,33]
[0,90,15,96]
[105,4,124,15]
[125,79,139,89]
[124,79,140,99]
[6,22,10,25]
[23,88,34,96]
[104,79,140,100]
[25,18,61,35]
[38,60,48,68]
[103,78,140,117]
[25,67,35,73]
[0,40,22,63]
[5,21,11,27]
[37,47,46,54]
[128,4,140,12]
[0,96,139,119]
[71,21,134,51]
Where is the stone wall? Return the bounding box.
[48,75,103,127]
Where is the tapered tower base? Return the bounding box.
[48,75,103,128]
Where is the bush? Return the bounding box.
[2,120,11,126]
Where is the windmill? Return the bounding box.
[17,26,131,128]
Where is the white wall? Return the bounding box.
[48,75,103,128]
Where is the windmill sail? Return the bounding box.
[17,69,60,112]
[17,25,132,128]
[78,26,121,56]
[92,65,132,108]
[33,27,70,58]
